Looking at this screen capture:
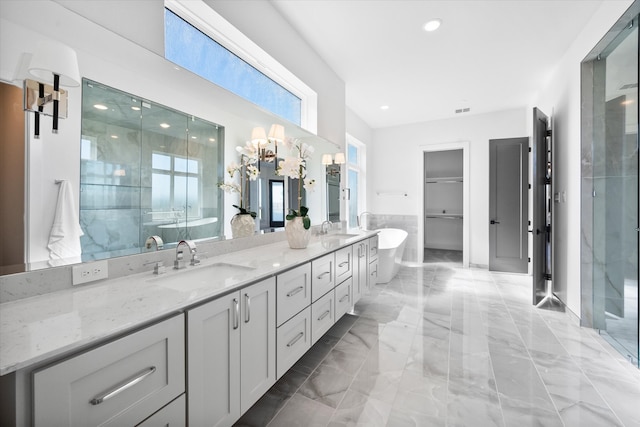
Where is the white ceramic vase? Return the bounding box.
[285,216,311,249]
[231,214,255,239]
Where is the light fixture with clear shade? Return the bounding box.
[23,40,81,138]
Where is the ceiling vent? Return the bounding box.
[619,83,638,90]
[455,107,471,114]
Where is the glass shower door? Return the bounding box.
[592,15,638,367]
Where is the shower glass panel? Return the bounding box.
[80,80,224,261]
[592,17,638,367]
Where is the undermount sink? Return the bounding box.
[149,262,255,290]
[326,233,360,239]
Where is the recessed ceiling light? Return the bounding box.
[110,135,118,139]
[380,105,389,110]
[191,136,197,139]
[160,123,170,128]
[209,138,216,142]
[94,104,108,110]
[423,19,442,32]
[131,106,141,111]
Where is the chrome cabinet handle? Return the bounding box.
[245,293,250,323]
[89,366,156,405]
[317,271,331,280]
[318,310,331,321]
[338,260,350,268]
[339,293,349,303]
[286,286,304,297]
[287,332,304,347]
[233,298,239,330]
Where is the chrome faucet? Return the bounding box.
[321,220,333,235]
[175,240,198,269]
[145,235,164,251]
[357,212,373,231]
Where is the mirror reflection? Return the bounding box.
[80,79,224,261]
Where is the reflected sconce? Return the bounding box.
[23,40,81,138]
[323,152,345,176]
[251,124,285,162]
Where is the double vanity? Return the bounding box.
[0,231,379,426]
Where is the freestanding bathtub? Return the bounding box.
[375,228,408,283]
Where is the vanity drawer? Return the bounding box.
[311,289,335,345]
[276,263,312,326]
[369,258,379,287]
[311,253,335,302]
[276,307,311,379]
[335,246,352,283]
[335,276,353,319]
[137,394,185,426]
[369,236,379,261]
[33,315,185,427]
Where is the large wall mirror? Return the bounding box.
[80,79,224,261]
[0,0,342,277]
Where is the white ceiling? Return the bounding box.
[271,0,605,129]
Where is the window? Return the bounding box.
[151,153,201,219]
[345,134,366,229]
[165,7,303,125]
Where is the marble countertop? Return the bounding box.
[0,231,376,376]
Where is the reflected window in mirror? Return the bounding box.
[80,79,224,261]
[345,135,366,229]
[326,164,341,223]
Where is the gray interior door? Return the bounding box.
[532,107,550,304]
[489,137,529,273]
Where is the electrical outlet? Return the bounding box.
[72,260,109,285]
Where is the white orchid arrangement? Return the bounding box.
[218,142,260,217]
[276,138,316,229]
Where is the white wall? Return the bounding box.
[0,0,344,263]
[530,0,633,317]
[371,108,527,267]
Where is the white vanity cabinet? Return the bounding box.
[335,246,353,284]
[368,235,379,288]
[187,277,276,427]
[276,264,312,326]
[335,276,354,319]
[353,240,369,303]
[311,286,335,344]
[311,253,335,302]
[137,395,186,427]
[32,314,185,427]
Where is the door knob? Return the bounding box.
[490,220,500,225]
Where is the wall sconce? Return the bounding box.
[322,152,346,165]
[251,124,285,162]
[23,40,81,138]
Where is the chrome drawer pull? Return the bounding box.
[287,332,304,347]
[339,294,349,303]
[90,366,156,405]
[245,293,251,323]
[318,310,331,321]
[233,298,239,330]
[338,261,349,268]
[286,286,304,297]
[317,271,331,280]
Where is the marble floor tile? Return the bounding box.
[232,265,640,427]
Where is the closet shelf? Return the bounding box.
[425,176,463,184]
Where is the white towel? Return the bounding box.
[48,180,84,265]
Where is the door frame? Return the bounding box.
[417,141,470,267]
